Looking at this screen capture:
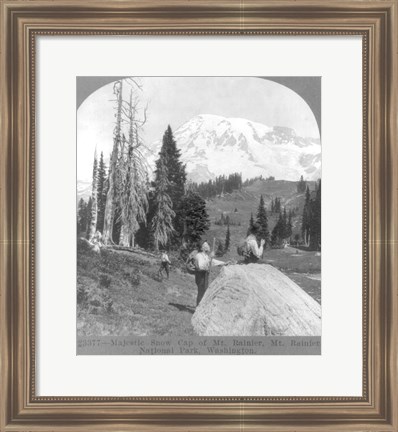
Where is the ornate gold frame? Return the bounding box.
[1,0,397,430]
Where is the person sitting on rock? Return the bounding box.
[244,223,265,264]
[194,241,228,306]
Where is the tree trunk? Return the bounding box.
[87,152,98,241]
[119,224,131,247]
[102,80,123,245]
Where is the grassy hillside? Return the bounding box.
[77,242,198,337]
[204,179,315,255]
[77,179,321,337]
[77,242,320,337]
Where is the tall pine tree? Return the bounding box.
[178,192,210,247]
[297,175,307,193]
[271,213,281,246]
[157,125,186,205]
[309,179,321,250]
[275,197,281,213]
[286,210,293,240]
[301,186,311,245]
[85,197,92,238]
[247,212,255,235]
[87,150,98,241]
[77,198,88,234]
[225,221,231,251]
[96,152,107,233]
[156,125,187,241]
[256,194,270,246]
[151,159,176,250]
[271,212,284,247]
[282,207,288,239]
[216,239,225,257]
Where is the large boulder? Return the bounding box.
[192,264,321,336]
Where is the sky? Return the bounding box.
[77,77,320,183]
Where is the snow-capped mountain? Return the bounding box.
[149,114,321,183]
[77,114,321,201]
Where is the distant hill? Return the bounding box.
[204,178,316,247]
[77,177,313,242]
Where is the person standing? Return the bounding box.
[194,241,228,306]
[244,223,265,264]
[158,250,171,280]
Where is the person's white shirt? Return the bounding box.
[161,253,171,264]
[245,234,264,258]
[194,252,225,271]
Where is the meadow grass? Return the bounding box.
[77,241,321,336]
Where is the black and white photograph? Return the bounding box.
[76,76,322,355]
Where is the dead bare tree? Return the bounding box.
[102,80,123,245]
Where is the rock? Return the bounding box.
[191,264,321,336]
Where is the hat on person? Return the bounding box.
[200,241,211,253]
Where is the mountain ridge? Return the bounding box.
[77,114,321,200]
[148,114,321,183]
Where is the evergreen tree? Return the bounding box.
[309,179,321,250]
[297,175,307,193]
[87,150,98,241]
[225,222,231,251]
[256,194,270,246]
[273,197,281,213]
[96,152,108,233]
[151,159,176,251]
[155,125,187,240]
[271,213,284,247]
[216,240,224,257]
[135,187,156,250]
[77,198,88,234]
[119,90,148,247]
[247,212,255,235]
[282,207,288,239]
[158,125,187,205]
[192,172,242,199]
[178,192,210,246]
[286,210,293,240]
[85,197,92,238]
[301,186,311,245]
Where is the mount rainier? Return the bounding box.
[148,114,321,183]
[78,114,321,201]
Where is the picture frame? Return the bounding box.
[0,0,397,430]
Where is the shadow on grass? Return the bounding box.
[168,302,196,314]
